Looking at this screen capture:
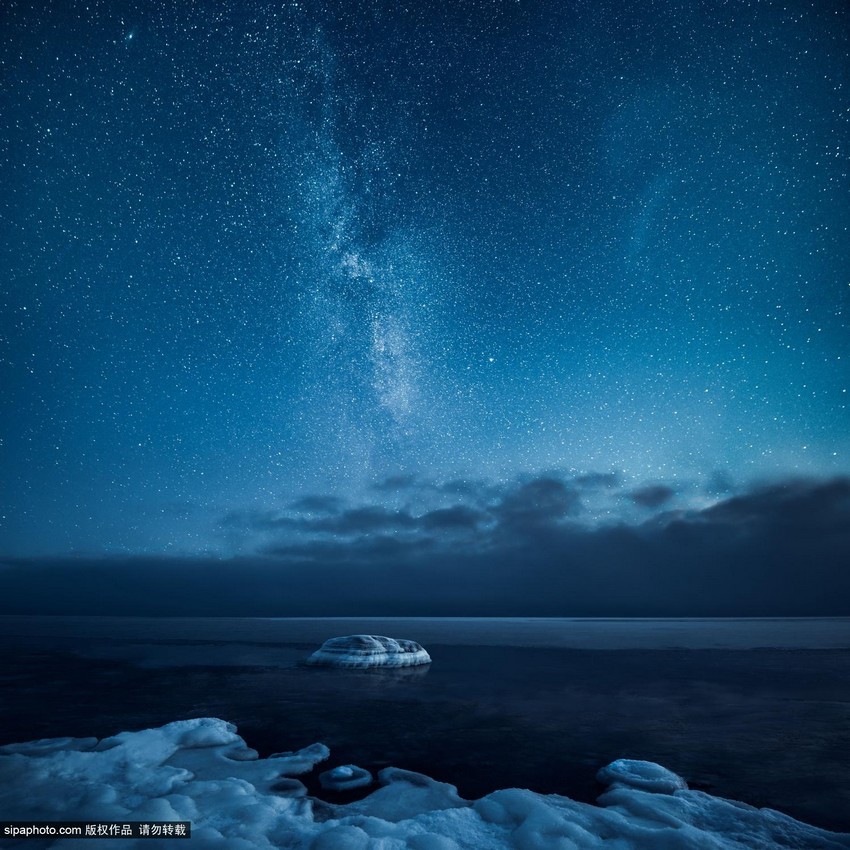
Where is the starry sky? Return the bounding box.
[1,0,849,613]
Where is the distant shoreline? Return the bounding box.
[1,614,848,650]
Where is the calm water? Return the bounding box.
[1,616,849,832]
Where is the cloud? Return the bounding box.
[1,475,848,616]
[227,503,483,540]
[575,472,620,489]
[630,484,676,508]
[701,477,850,532]
[288,495,345,514]
[309,506,418,535]
[371,473,421,492]
[222,474,582,549]
[492,476,582,531]
[420,505,487,532]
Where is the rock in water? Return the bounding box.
[306,635,431,668]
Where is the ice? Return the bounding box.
[0,736,99,755]
[341,767,467,822]
[1,717,848,849]
[319,764,373,791]
[596,758,689,794]
[306,634,432,668]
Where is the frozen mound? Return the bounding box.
[1,718,849,849]
[596,758,689,794]
[306,634,432,668]
[319,764,373,792]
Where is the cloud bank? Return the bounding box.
[1,475,848,616]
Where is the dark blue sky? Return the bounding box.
[1,0,848,611]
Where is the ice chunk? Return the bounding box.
[341,767,467,822]
[307,634,432,668]
[0,735,98,755]
[597,758,689,794]
[267,742,331,774]
[310,824,372,849]
[319,764,373,791]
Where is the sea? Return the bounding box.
[1,616,848,832]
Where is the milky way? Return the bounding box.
[0,0,848,563]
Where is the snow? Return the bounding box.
[1,717,848,849]
[306,634,432,668]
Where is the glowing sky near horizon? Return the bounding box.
[0,0,848,556]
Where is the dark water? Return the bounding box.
[1,617,848,832]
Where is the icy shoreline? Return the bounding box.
[1,718,848,849]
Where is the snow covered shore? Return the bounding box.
[1,718,847,849]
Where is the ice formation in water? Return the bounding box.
[306,634,432,668]
[319,764,373,792]
[1,718,849,849]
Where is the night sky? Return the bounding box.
[1,0,848,613]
